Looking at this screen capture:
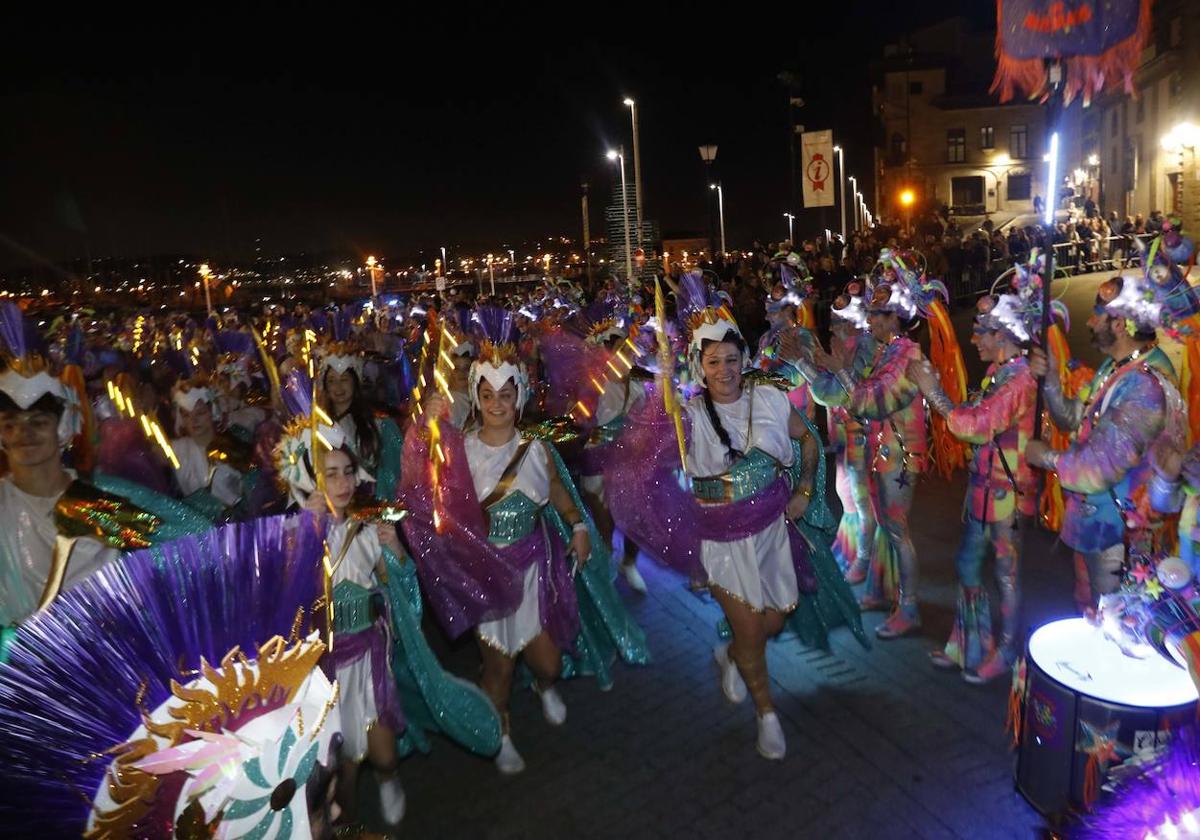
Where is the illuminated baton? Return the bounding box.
[654,277,687,471]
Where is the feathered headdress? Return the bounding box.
[980,250,1070,344]
[0,515,336,838]
[869,249,948,321]
[676,270,747,385]
[468,305,529,411]
[171,375,219,433]
[275,368,371,505]
[442,304,476,358]
[1099,225,1199,335]
[0,302,82,448]
[313,307,364,378]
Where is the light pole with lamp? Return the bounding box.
[366,255,380,299]
[487,253,495,296]
[199,263,213,316]
[698,144,718,261]
[784,212,795,243]
[834,144,847,242]
[899,189,915,239]
[710,182,726,259]
[623,98,643,251]
[607,148,634,282]
[848,175,858,231]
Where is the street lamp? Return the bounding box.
[848,175,858,232]
[607,147,634,282]
[899,189,915,237]
[623,97,643,251]
[783,212,795,243]
[366,255,380,299]
[698,144,718,259]
[710,183,726,258]
[439,246,447,276]
[199,263,213,316]
[833,144,847,242]
[487,253,495,296]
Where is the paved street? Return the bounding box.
[381,269,1190,839]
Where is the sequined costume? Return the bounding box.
[928,356,1036,669]
[1041,346,1180,603]
[798,335,927,621]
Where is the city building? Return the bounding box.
[605,180,661,280]
[871,18,1084,228]
[1091,0,1200,232]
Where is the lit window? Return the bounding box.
[980,126,995,149]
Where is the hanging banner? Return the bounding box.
[991,0,1151,105]
[801,130,834,209]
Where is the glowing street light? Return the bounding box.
[848,175,859,231]
[623,97,643,250]
[607,147,634,282]
[199,263,213,316]
[710,183,726,258]
[833,144,846,241]
[366,255,380,299]
[783,212,795,242]
[899,189,915,238]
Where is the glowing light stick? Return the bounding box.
[655,277,687,471]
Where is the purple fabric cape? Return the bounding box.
[398,423,580,652]
[538,328,606,419]
[607,386,817,593]
[327,619,405,733]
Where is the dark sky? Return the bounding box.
[0,6,995,269]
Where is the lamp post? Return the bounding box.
[899,189,915,239]
[834,144,847,242]
[487,253,495,296]
[784,212,795,243]
[439,246,447,277]
[848,175,858,232]
[199,263,213,316]
[366,255,380,299]
[710,183,726,259]
[607,147,634,282]
[698,144,718,260]
[623,97,643,251]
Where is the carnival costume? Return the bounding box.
[606,272,866,760]
[0,513,344,838]
[1028,231,1194,607]
[398,306,649,774]
[916,262,1050,681]
[791,251,967,638]
[754,261,817,417]
[275,369,501,766]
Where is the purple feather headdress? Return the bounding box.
[0,515,326,836]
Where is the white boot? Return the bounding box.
[713,642,747,704]
[495,734,526,775]
[622,560,648,594]
[756,711,787,760]
[377,773,406,826]
[535,683,567,726]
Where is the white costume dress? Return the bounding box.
[466,431,552,655]
[686,385,798,613]
[326,517,387,762]
[0,474,118,626]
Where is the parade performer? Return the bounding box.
[170,375,251,517]
[0,303,209,642]
[909,274,1047,683]
[607,273,866,761]
[276,368,502,827]
[403,306,649,775]
[0,513,341,838]
[317,326,404,500]
[789,252,966,639]
[753,262,817,419]
[783,282,878,580]
[1026,231,1195,610]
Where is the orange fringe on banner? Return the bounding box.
[925,300,968,478]
[990,0,1153,107]
[60,363,94,472]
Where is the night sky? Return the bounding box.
[1,6,994,270]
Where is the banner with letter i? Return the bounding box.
[801,129,834,208]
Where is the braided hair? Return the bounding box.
[699,330,747,466]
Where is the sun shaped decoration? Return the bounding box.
[85,633,339,840]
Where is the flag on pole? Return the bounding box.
[991,0,1151,105]
[801,130,835,209]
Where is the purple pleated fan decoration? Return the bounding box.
[330,308,352,342]
[0,514,325,836]
[472,305,519,347]
[281,367,314,420]
[213,328,255,356]
[0,301,36,361]
[674,271,720,325]
[65,324,85,366]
